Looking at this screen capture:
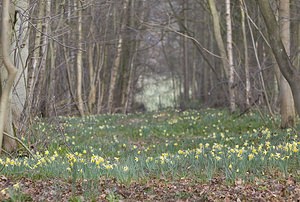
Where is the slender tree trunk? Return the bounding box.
[123,47,136,113]
[107,0,129,114]
[36,0,50,116]
[240,0,251,108]
[244,1,273,116]
[46,36,55,116]
[97,46,107,114]
[76,0,85,116]
[182,0,189,104]
[61,0,75,115]
[63,37,77,114]
[41,0,53,117]
[226,0,235,112]
[45,0,64,117]
[123,0,135,113]
[26,0,45,117]
[191,42,197,101]
[208,0,237,111]
[88,44,96,114]
[87,2,97,114]
[278,0,295,128]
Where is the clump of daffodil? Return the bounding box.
[66,153,77,167]
[195,148,202,155]
[178,150,185,155]
[146,157,153,163]
[103,163,113,170]
[237,148,244,159]
[44,150,49,156]
[5,157,20,167]
[248,153,254,161]
[91,155,105,166]
[159,153,170,164]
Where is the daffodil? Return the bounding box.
[215,156,221,161]
[123,166,129,172]
[178,150,185,155]
[13,183,20,190]
[104,164,113,170]
[248,153,254,161]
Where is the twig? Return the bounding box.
[3,132,35,158]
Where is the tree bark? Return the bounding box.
[226,0,235,112]
[88,44,96,114]
[257,0,300,116]
[182,0,190,104]
[34,0,50,117]
[208,0,229,78]
[208,0,236,112]
[25,0,45,118]
[240,0,251,108]
[278,0,295,128]
[10,0,29,147]
[107,0,129,114]
[0,0,18,152]
[76,0,85,116]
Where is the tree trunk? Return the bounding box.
[240,0,251,108]
[76,0,85,116]
[244,1,273,116]
[0,0,20,152]
[34,0,50,117]
[257,0,300,116]
[107,0,129,114]
[88,44,96,114]
[226,0,235,112]
[25,0,45,118]
[45,0,64,117]
[10,0,28,135]
[208,0,228,78]
[278,0,295,128]
[208,0,236,112]
[182,0,189,104]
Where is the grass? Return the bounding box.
[1,108,300,200]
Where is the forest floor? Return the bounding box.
[1,109,300,201]
[1,175,300,201]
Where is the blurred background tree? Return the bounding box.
[0,0,300,152]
